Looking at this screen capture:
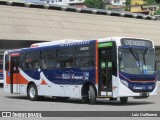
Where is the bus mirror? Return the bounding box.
[118,52,122,60]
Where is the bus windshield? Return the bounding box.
[119,47,155,75]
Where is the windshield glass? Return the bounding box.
[119,47,155,75]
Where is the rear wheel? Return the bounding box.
[89,85,96,105]
[120,97,128,104]
[27,84,39,101]
[82,97,89,103]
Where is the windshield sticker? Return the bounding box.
[136,61,142,66]
[101,62,105,68]
[108,62,112,68]
[143,65,147,70]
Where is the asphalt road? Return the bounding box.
[0,83,160,119]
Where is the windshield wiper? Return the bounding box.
[129,47,140,62]
[143,48,149,65]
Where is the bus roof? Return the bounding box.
[31,39,83,48]
[5,37,154,54]
[5,39,96,53]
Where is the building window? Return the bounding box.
[114,0,120,3]
[148,7,153,11]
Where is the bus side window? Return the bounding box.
[5,55,9,71]
[40,60,46,69]
[22,52,40,70]
[75,45,95,68]
[56,48,74,68]
[40,50,56,69]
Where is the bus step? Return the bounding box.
[100,91,112,96]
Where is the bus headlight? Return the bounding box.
[121,80,128,88]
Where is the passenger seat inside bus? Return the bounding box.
[40,60,46,69]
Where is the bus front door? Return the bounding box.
[10,56,20,93]
[98,46,113,97]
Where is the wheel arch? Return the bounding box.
[27,81,36,93]
[27,81,40,101]
[81,81,97,98]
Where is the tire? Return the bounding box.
[120,97,128,104]
[82,97,89,103]
[89,85,96,105]
[27,84,39,101]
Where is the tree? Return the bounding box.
[144,0,157,5]
[125,0,131,11]
[155,0,160,4]
[144,0,160,15]
[154,9,160,15]
[84,0,106,9]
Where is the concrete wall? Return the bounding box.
[0,4,160,45]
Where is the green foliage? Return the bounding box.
[154,7,160,15]
[84,0,106,9]
[107,6,112,10]
[125,0,131,11]
[144,0,157,5]
[143,0,160,15]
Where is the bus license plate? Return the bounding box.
[141,93,148,97]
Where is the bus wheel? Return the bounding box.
[120,97,128,104]
[89,85,96,105]
[27,84,39,101]
[82,97,89,103]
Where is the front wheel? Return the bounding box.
[120,97,128,104]
[27,84,39,101]
[89,85,96,105]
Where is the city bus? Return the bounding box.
[3,37,158,104]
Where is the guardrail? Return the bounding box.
[0,0,158,20]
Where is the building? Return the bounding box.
[130,0,145,13]
[143,4,159,15]
[106,0,126,6]
[130,0,159,15]
[105,0,126,11]
[40,0,85,7]
[130,5,150,14]
[131,0,145,5]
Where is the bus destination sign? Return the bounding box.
[121,39,153,47]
